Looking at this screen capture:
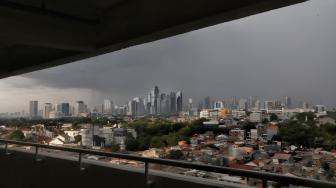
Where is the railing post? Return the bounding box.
[78,152,85,171]
[145,161,153,187]
[34,146,42,162]
[4,142,11,155]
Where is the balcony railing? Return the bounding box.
[1,139,336,188]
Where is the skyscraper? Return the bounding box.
[230,96,238,110]
[170,92,176,114]
[150,86,159,115]
[43,103,52,119]
[249,96,259,110]
[264,100,282,111]
[160,93,170,115]
[74,101,86,116]
[103,99,114,115]
[188,98,193,110]
[29,101,38,118]
[127,100,135,116]
[204,96,211,109]
[60,103,70,116]
[238,98,248,111]
[285,96,292,109]
[176,91,183,113]
[55,103,62,112]
[134,97,145,116]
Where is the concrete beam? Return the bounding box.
[0,0,308,79]
[0,5,97,52]
[96,0,307,52]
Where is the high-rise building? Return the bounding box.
[170,92,176,114]
[176,91,183,113]
[127,97,145,116]
[213,101,225,110]
[55,103,62,112]
[204,96,211,109]
[150,86,159,115]
[160,93,170,115]
[285,96,292,109]
[29,101,38,118]
[238,98,248,111]
[127,100,136,116]
[188,98,193,110]
[143,98,150,115]
[115,105,127,116]
[264,100,282,111]
[254,99,261,110]
[315,105,327,113]
[60,103,70,116]
[249,96,259,110]
[274,100,282,109]
[134,97,145,116]
[230,96,238,110]
[74,101,86,116]
[103,99,114,115]
[43,103,52,119]
[301,101,309,109]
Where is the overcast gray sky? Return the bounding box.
[0,0,335,112]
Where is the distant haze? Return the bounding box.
[0,0,335,112]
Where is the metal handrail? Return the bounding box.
[1,139,336,188]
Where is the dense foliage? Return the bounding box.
[123,118,207,151]
[278,112,336,150]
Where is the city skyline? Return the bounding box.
[3,90,330,118]
[0,87,334,115]
[0,0,335,112]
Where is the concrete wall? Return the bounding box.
[0,148,248,188]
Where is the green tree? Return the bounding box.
[150,136,164,148]
[9,130,24,141]
[72,123,81,130]
[168,150,184,159]
[270,113,279,121]
[137,136,151,150]
[125,134,138,151]
[279,113,319,148]
[74,135,81,143]
[111,142,120,152]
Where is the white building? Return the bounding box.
[43,103,52,119]
[80,126,122,147]
[64,130,80,142]
[103,99,114,115]
[250,129,258,140]
[49,135,70,146]
[213,101,225,110]
[318,116,336,126]
[315,105,327,117]
[200,109,210,119]
[80,125,100,147]
[101,127,114,146]
[49,111,63,119]
[249,112,262,123]
[113,128,126,145]
[231,110,246,118]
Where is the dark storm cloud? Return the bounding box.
[19,0,336,107]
